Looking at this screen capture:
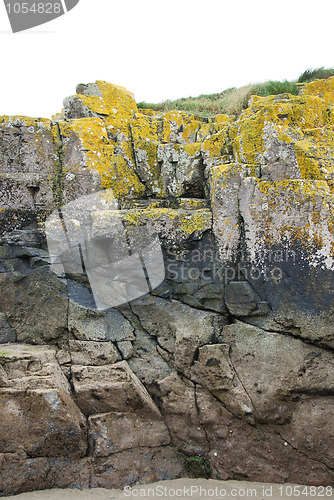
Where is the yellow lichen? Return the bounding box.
[74,81,138,140]
[301,76,334,106]
[202,126,231,165]
[118,208,212,234]
[58,118,145,200]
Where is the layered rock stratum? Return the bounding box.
[0,78,334,495]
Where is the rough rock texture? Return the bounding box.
[1,78,334,495]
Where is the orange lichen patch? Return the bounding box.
[104,147,145,199]
[60,117,109,145]
[292,129,334,181]
[163,111,201,143]
[214,114,232,126]
[230,111,266,164]
[210,162,258,186]
[196,122,215,142]
[130,115,165,143]
[182,142,202,157]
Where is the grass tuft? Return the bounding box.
[297,67,334,83]
[137,68,334,118]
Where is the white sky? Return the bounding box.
[0,0,333,118]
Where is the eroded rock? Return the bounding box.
[1,77,334,492]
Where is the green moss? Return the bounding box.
[179,453,213,479]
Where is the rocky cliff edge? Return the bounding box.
[0,79,334,495]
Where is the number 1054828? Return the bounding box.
[5,2,62,14]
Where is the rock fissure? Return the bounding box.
[274,430,334,472]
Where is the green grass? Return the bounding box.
[297,67,334,83]
[252,80,299,97]
[137,67,334,118]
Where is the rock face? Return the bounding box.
[1,78,334,495]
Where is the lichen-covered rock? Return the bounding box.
[64,81,138,141]
[58,118,145,202]
[301,75,334,105]
[1,77,334,493]
[0,117,58,210]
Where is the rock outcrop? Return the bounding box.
[0,79,334,495]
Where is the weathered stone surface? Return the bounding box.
[72,360,161,417]
[116,340,133,359]
[0,173,54,209]
[126,326,173,389]
[191,343,255,420]
[224,280,268,316]
[0,313,16,343]
[133,141,205,198]
[218,321,334,423]
[0,345,87,458]
[89,411,170,456]
[0,267,68,344]
[64,81,138,141]
[91,207,213,245]
[91,447,186,489]
[196,386,333,485]
[0,456,91,496]
[159,143,204,197]
[0,116,57,175]
[275,396,334,470]
[202,125,232,167]
[130,295,224,376]
[69,340,120,365]
[58,118,145,202]
[158,373,209,456]
[69,301,135,342]
[130,111,202,145]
